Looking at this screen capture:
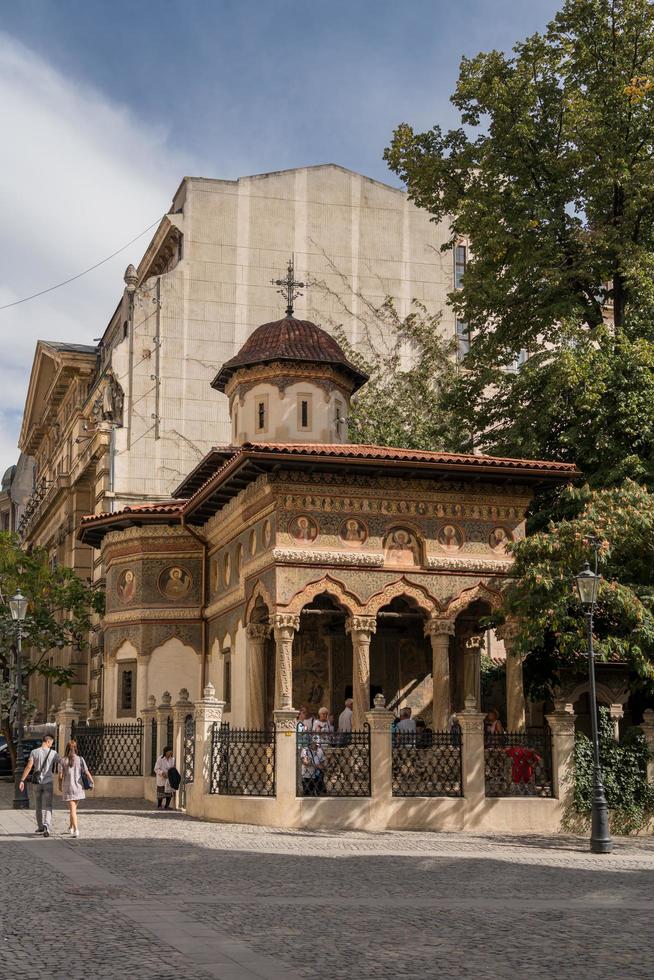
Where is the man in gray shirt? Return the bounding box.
[19,734,61,837]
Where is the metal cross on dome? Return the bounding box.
[271,257,305,317]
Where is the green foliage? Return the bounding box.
[386,0,654,354]
[0,532,104,754]
[310,266,468,450]
[501,481,654,697]
[568,708,654,834]
[480,654,505,711]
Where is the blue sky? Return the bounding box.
[0,0,561,471]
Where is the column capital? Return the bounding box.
[425,617,456,638]
[345,615,377,637]
[366,693,394,733]
[546,706,576,737]
[274,708,298,732]
[495,619,520,647]
[456,696,485,735]
[247,622,272,641]
[641,708,654,735]
[272,612,300,633]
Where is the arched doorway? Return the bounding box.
[451,599,494,715]
[289,593,352,722]
[372,596,431,717]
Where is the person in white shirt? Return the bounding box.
[338,699,353,733]
[154,747,176,810]
[300,737,327,795]
[396,707,417,733]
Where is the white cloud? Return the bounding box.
[0,34,195,472]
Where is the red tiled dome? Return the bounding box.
[211,317,368,393]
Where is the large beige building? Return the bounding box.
[18,164,461,721]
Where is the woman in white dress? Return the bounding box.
[154,746,175,810]
[58,739,94,838]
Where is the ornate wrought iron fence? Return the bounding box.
[484,727,553,798]
[296,727,371,798]
[71,720,143,776]
[179,715,195,808]
[392,731,463,797]
[210,723,275,796]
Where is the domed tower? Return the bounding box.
[211,317,368,445]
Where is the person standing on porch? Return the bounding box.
[58,739,94,838]
[312,707,334,745]
[154,747,175,810]
[338,699,353,733]
[19,733,60,838]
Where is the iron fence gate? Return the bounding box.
[150,717,157,775]
[71,720,143,776]
[484,726,553,797]
[296,727,371,797]
[210,723,275,796]
[392,730,463,797]
[179,714,195,807]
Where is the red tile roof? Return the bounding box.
[211,317,368,392]
[80,500,184,525]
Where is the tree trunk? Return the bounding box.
[1,720,16,770]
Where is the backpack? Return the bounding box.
[167,767,181,791]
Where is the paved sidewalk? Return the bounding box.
[1,781,653,979]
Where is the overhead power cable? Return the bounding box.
[0,217,164,311]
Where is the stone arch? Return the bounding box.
[149,635,201,705]
[444,582,505,619]
[284,574,362,616]
[363,577,439,618]
[244,580,275,624]
[566,681,628,707]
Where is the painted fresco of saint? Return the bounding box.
[159,566,192,600]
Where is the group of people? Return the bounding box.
[20,732,94,838]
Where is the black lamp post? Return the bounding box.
[574,558,613,854]
[10,589,30,810]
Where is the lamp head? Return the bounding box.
[575,562,600,608]
[9,589,28,621]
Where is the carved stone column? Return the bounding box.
[140,694,157,776]
[247,623,271,729]
[346,616,377,730]
[272,613,300,712]
[463,634,484,711]
[192,682,225,803]
[366,693,395,824]
[497,620,525,732]
[425,618,455,731]
[609,703,624,741]
[640,709,654,785]
[136,653,150,714]
[172,688,193,778]
[457,696,486,804]
[55,697,80,756]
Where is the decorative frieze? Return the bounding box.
[271,547,385,567]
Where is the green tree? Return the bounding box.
[0,532,104,766]
[385,0,654,355]
[310,262,467,450]
[498,481,654,700]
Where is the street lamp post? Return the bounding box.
[575,556,613,854]
[10,589,29,810]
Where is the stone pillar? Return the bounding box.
[136,654,150,713]
[457,696,486,804]
[172,688,193,774]
[545,700,577,801]
[425,618,455,731]
[272,614,300,712]
[497,621,526,732]
[193,683,225,797]
[140,695,157,775]
[55,696,80,756]
[463,634,483,710]
[246,623,271,729]
[274,708,299,805]
[366,693,395,821]
[156,691,173,756]
[609,703,624,741]
[640,709,654,785]
[346,616,377,730]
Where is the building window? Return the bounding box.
[456,319,470,361]
[507,349,529,373]
[121,669,133,711]
[223,650,231,709]
[255,396,268,434]
[454,244,467,289]
[297,393,312,431]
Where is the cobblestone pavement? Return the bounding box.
[2,782,653,980]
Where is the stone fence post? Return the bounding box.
[640,709,654,785]
[366,693,394,825]
[274,709,298,807]
[156,691,172,756]
[193,683,224,797]
[55,697,80,756]
[140,695,157,775]
[457,696,486,805]
[172,688,194,775]
[546,700,577,802]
